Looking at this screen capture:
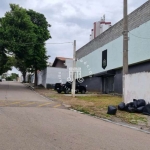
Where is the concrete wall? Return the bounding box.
[114,61,150,94]
[81,60,150,94]
[65,59,73,68]
[38,69,47,87]
[46,67,69,85]
[39,59,73,88]
[125,72,150,104]
[76,1,150,78]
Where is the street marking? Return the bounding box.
[20,102,36,107]
[38,102,51,107]
[8,101,21,105]
[53,104,61,108]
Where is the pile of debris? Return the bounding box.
[107,99,150,115]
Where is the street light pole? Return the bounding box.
[72,40,76,98]
[123,0,128,102]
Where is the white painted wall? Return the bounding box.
[41,69,47,87]
[65,59,73,68]
[77,20,150,78]
[46,67,69,85]
[39,59,73,88]
[95,22,100,37]
[124,72,150,104]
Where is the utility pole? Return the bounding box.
[123,0,128,102]
[72,40,76,98]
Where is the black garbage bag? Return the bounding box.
[125,102,134,111]
[143,104,150,116]
[137,99,146,107]
[125,103,130,111]
[107,106,117,115]
[127,106,136,113]
[136,106,145,113]
[133,99,138,108]
[118,102,125,110]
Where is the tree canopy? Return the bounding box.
[0,4,51,85]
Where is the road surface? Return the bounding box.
[0,81,149,150]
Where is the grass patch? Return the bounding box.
[74,105,90,114]
[35,89,148,126]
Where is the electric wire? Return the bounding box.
[129,32,150,40]
[0,41,73,46]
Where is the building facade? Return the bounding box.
[77,1,150,94]
[38,57,73,88]
[90,15,111,41]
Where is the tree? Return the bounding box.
[6,73,19,81]
[0,20,14,74]
[0,4,51,85]
[26,9,51,86]
[0,46,15,75]
[15,58,28,82]
[0,4,36,81]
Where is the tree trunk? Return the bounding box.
[22,72,26,83]
[34,69,38,87]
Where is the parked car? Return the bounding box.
[0,76,2,82]
[56,82,86,94]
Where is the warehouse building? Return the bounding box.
[76,1,150,94]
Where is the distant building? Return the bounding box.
[90,15,111,41]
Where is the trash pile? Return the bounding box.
[107,99,150,115]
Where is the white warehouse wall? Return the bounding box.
[124,72,150,104]
[46,67,69,85]
[76,20,150,78]
[65,59,73,68]
[38,69,47,87]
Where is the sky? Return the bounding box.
[0,0,148,74]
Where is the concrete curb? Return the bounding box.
[69,109,150,134]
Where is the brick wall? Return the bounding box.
[77,1,150,59]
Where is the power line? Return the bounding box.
[45,42,73,45]
[0,41,73,46]
[129,32,150,39]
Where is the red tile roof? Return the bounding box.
[56,57,73,61]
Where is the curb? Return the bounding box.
[69,109,150,134]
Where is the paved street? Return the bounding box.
[0,81,62,108]
[0,81,150,150]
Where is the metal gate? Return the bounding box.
[102,76,114,94]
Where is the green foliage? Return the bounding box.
[0,4,51,84]
[0,4,36,57]
[0,52,15,75]
[6,73,19,81]
[26,9,51,71]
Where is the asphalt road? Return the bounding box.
[0,81,150,150]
